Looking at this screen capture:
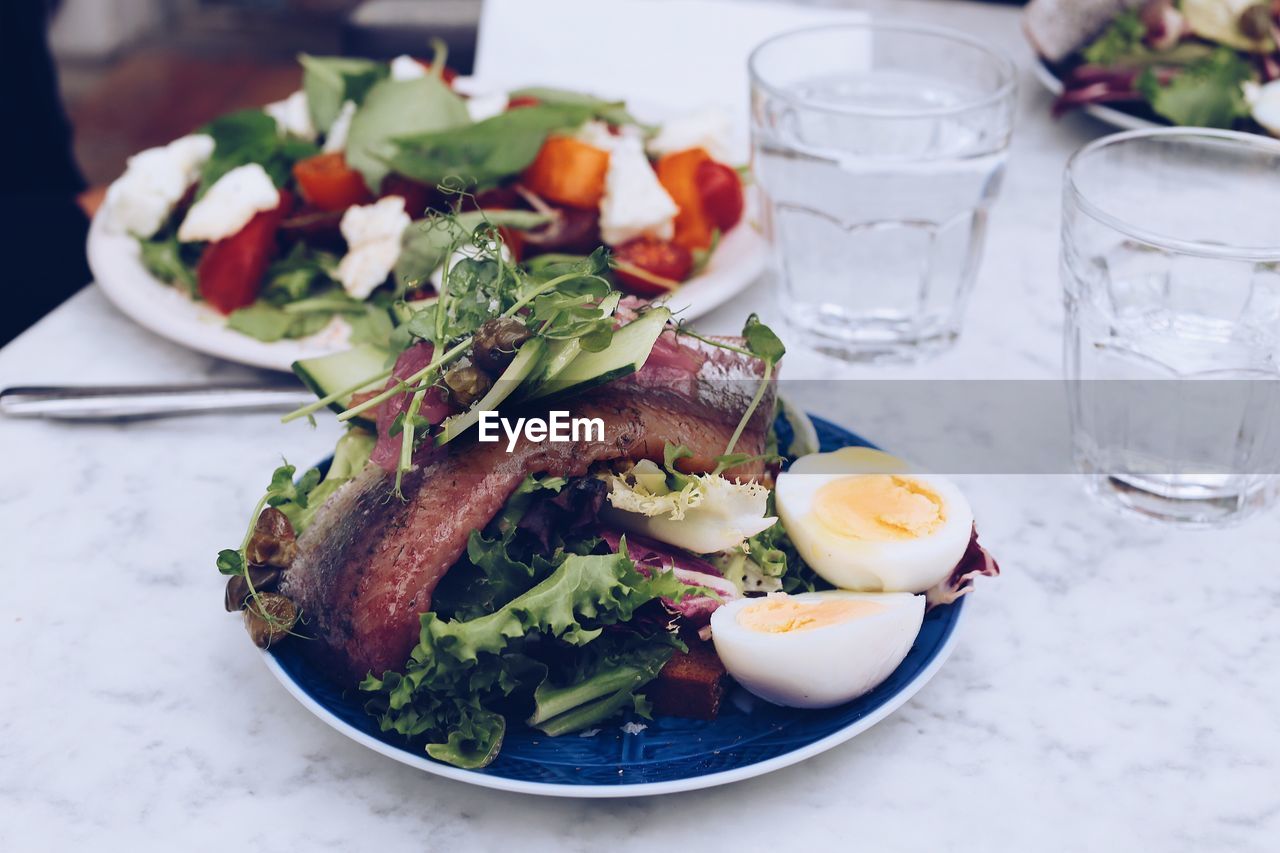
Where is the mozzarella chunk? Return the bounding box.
[598,135,677,246]
[322,100,358,153]
[466,92,509,123]
[390,54,427,81]
[647,110,732,162]
[177,163,280,243]
[102,134,214,237]
[1245,80,1280,137]
[337,196,411,299]
[264,90,316,141]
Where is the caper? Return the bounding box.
[444,362,494,407]
[1239,3,1273,40]
[472,317,531,373]
[223,565,283,612]
[245,506,297,568]
[243,593,298,648]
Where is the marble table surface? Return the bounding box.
[3,2,1278,851]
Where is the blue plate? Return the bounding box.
[263,416,966,797]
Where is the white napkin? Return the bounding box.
[474,0,868,158]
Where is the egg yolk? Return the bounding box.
[737,596,885,633]
[811,474,944,541]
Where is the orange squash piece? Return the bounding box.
[521,136,610,209]
[655,147,715,250]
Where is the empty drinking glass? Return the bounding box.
[1062,128,1280,526]
[749,22,1015,362]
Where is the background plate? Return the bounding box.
[261,416,967,797]
[1031,58,1159,132]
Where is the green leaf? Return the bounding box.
[386,103,601,187]
[278,430,376,533]
[199,109,318,194]
[360,547,674,768]
[216,548,244,576]
[423,709,506,768]
[742,313,785,364]
[260,243,340,305]
[507,86,647,129]
[137,233,199,296]
[1082,10,1146,67]
[345,76,470,192]
[394,208,548,292]
[299,54,386,132]
[226,302,333,343]
[1138,48,1253,128]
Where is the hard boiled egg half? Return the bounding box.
[711,591,923,708]
[774,447,973,594]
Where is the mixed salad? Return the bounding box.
[101,46,745,345]
[215,216,998,769]
[1029,0,1280,133]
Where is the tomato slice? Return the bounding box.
[197,190,293,314]
[293,152,373,212]
[612,236,693,297]
[694,160,744,232]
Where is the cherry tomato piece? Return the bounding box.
[197,190,293,314]
[612,236,693,297]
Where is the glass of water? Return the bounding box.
[1063,128,1280,526]
[748,22,1015,362]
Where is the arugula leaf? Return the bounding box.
[1082,10,1146,67]
[198,109,318,194]
[299,54,387,132]
[345,76,470,192]
[137,232,199,295]
[386,103,602,187]
[1138,48,1253,128]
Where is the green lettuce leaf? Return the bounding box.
[1082,10,1146,67]
[1138,48,1253,128]
[360,547,679,768]
[277,429,375,533]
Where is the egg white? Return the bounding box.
[710,591,924,708]
[775,447,973,593]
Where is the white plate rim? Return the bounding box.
[259,600,962,799]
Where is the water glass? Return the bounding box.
[1062,129,1280,526]
[748,22,1015,362]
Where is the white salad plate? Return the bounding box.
[87,195,766,373]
